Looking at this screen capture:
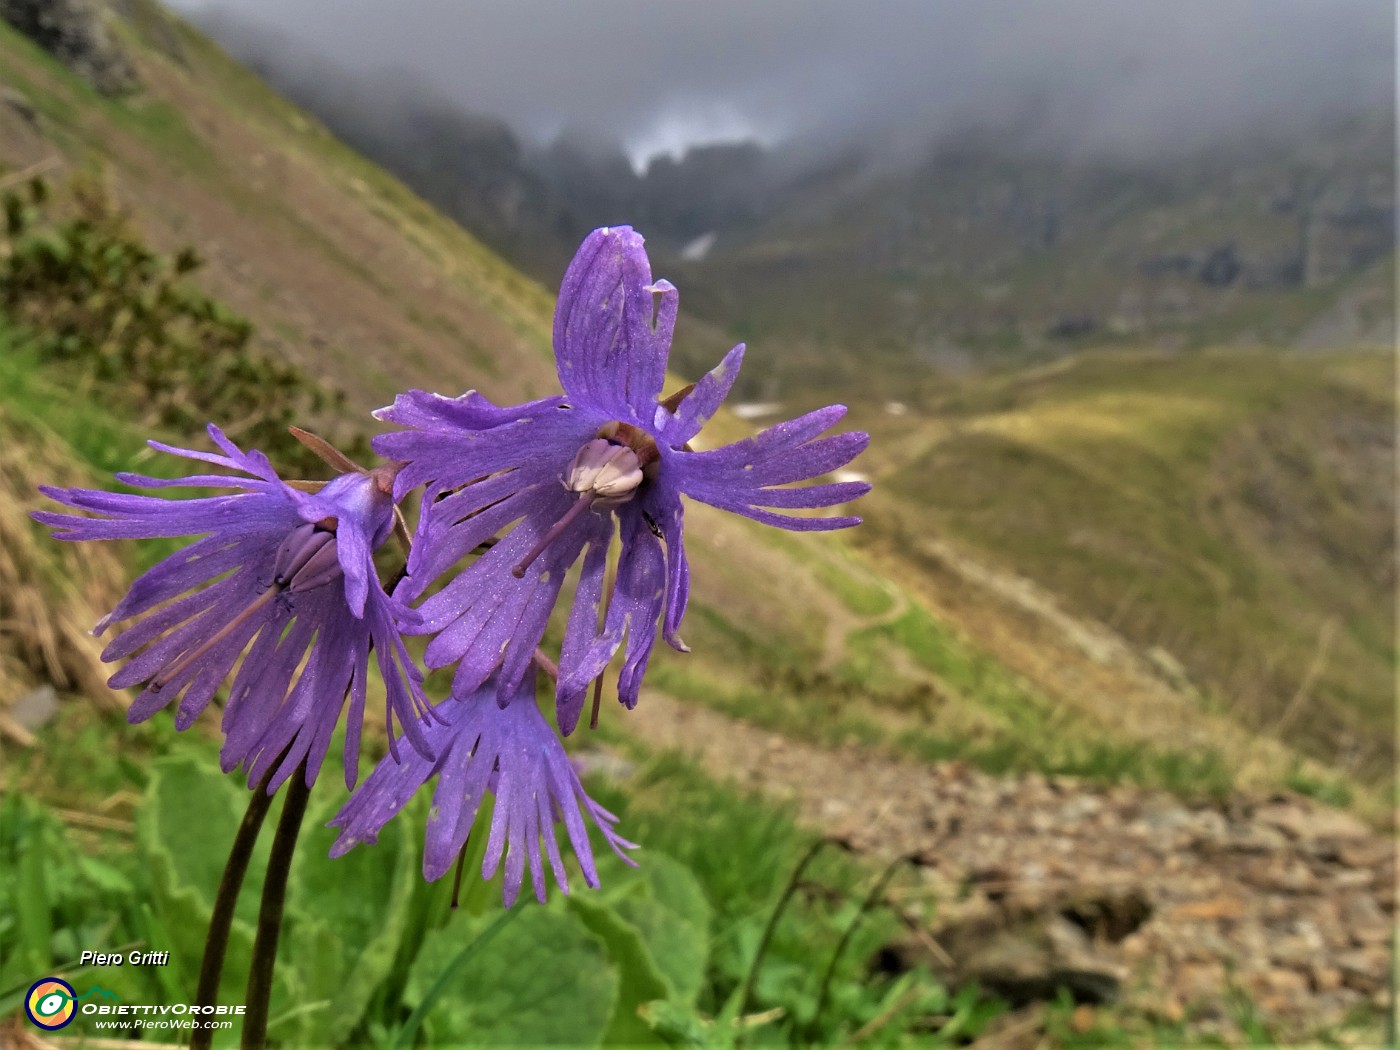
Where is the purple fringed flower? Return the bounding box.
[33,424,435,790]
[328,669,635,907]
[376,226,871,733]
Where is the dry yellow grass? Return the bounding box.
[967,392,1226,448]
[0,406,128,716]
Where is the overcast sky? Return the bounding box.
[170,0,1393,166]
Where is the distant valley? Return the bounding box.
[202,15,1394,402]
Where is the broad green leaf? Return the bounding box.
[393,909,518,1050]
[569,894,669,1047]
[637,1000,726,1049]
[595,854,712,1008]
[404,903,616,1048]
[614,893,709,1006]
[137,755,262,923]
[639,999,781,1050]
[635,853,712,940]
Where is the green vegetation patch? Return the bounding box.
[4,693,990,1047]
[1,175,367,477]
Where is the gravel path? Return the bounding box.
[621,693,1395,1042]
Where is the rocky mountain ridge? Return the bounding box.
[186,12,1395,395]
[0,0,136,95]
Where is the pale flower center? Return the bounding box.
[565,438,643,505]
[511,424,658,579]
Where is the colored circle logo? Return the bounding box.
[25,978,76,1030]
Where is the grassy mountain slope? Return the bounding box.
[1,6,560,412]
[0,2,1383,820]
[854,348,1395,784]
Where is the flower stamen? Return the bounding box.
[511,492,597,579]
[566,438,644,501]
[511,437,645,579]
[273,521,342,592]
[588,673,604,730]
[151,586,279,690]
[153,521,347,692]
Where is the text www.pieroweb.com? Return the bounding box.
[94,1017,234,1031]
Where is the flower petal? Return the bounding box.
[670,407,870,532]
[419,488,603,700]
[554,226,672,424]
[641,479,690,651]
[556,523,622,735]
[660,343,746,446]
[373,389,576,499]
[605,510,667,710]
[329,675,635,905]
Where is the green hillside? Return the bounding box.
[856,348,1395,785]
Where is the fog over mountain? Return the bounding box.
[170,0,1390,167]
[159,0,1394,393]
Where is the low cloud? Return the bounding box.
[173,0,1393,164]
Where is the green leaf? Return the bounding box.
[568,894,670,1047]
[589,854,712,1009]
[74,854,135,896]
[138,755,259,918]
[636,853,713,939]
[273,919,341,1042]
[393,908,518,1050]
[137,904,187,1005]
[620,855,711,1006]
[15,804,53,974]
[403,903,617,1048]
[615,893,709,1007]
[636,999,723,1049]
